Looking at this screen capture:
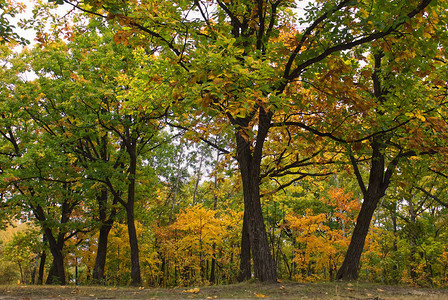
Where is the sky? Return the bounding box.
[11,0,71,46]
[10,0,310,51]
[10,0,311,46]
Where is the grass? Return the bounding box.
[1,281,448,299]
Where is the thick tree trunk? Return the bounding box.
[337,133,396,280]
[39,223,65,285]
[92,223,113,284]
[37,251,46,285]
[46,240,66,284]
[45,238,65,285]
[238,211,252,281]
[336,194,381,280]
[235,109,277,282]
[127,143,142,286]
[92,189,116,284]
[46,262,56,285]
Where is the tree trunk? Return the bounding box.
[192,152,204,206]
[37,251,46,285]
[336,53,399,281]
[336,193,381,280]
[92,189,116,284]
[92,223,113,284]
[126,201,142,285]
[235,109,277,282]
[46,262,56,285]
[34,208,66,285]
[337,133,396,280]
[45,235,66,285]
[169,151,183,224]
[127,142,142,286]
[238,211,252,281]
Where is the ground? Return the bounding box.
[1,281,448,299]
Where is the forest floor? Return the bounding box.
[1,281,448,299]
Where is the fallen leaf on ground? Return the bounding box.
[377,288,385,292]
[255,292,268,298]
[183,288,200,294]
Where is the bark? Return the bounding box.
[127,205,142,285]
[169,151,183,224]
[37,251,46,285]
[337,53,396,281]
[237,211,252,281]
[336,193,382,280]
[46,262,57,285]
[33,204,67,285]
[92,223,113,284]
[126,142,142,286]
[235,109,277,282]
[92,189,116,284]
[44,232,66,284]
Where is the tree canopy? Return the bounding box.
[0,0,447,287]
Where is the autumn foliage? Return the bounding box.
[0,0,447,289]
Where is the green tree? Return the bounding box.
[62,0,437,281]
[0,0,28,44]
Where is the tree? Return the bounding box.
[0,0,28,44]
[60,0,437,282]
[22,18,165,285]
[335,9,448,278]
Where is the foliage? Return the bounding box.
[0,0,447,288]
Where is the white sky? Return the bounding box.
[10,0,310,46]
[11,0,71,46]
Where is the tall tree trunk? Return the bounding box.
[46,262,56,285]
[337,137,396,280]
[92,189,116,284]
[238,211,252,281]
[127,205,141,285]
[44,238,65,285]
[92,223,113,284]
[336,193,382,280]
[127,143,142,286]
[34,205,66,285]
[337,53,399,281]
[235,109,277,282]
[37,251,46,285]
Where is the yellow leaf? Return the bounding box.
[184,288,200,294]
[255,293,268,298]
